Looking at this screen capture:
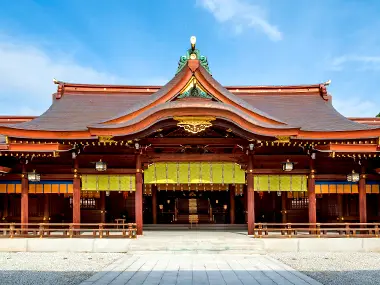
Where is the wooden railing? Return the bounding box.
[253,223,380,238]
[0,223,137,238]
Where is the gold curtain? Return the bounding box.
[0,183,21,193]
[81,175,136,191]
[253,175,307,192]
[0,182,73,194]
[29,183,73,194]
[144,162,245,184]
[315,183,379,194]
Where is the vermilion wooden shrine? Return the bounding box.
[0,37,380,235]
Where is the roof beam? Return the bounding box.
[0,166,11,174]
[6,143,72,152]
[144,137,247,146]
[147,153,243,163]
[315,144,379,153]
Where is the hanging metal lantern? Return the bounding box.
[282,159,294,172]
[95,159,107,172]
[27,170,40,182]
[347,170,359,183]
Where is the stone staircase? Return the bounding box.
[128,230,266,254]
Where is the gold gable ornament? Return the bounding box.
[174,116,215,134]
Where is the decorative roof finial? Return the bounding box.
[176,36,211,75]
[324,79,331,86]
[190,36,196,51]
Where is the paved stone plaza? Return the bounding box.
[80,253,321,285]
[2,231,380,284]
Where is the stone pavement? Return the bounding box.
[80,253,322,285]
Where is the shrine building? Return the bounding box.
[0,37,380,235]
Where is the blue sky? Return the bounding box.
[0,0,379,117]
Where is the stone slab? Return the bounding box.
[298,238,363,252]
[261,238,299,252]
[27,238,94,252]
[0,238,27,252]
[362,238,380,252]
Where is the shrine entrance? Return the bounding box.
[142,162,246,225]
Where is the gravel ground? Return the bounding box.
[271,252,380,285]
[0,252,124,285]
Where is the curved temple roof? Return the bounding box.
[0,40,379,141]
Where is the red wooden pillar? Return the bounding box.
[72,160,81,224]
[281,192,287,223]
[229,185,235,224]
[21,164,29,227]
[152,185,157,224]
[100,191,106,223]
[308,160,317,224]
[247,153,255,235]
[135,154,143,235]
[359,172,367,223]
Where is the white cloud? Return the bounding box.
[333,97,378,117]
[0,37,128,115]
[330,55,380,71]
[196,0,282,41]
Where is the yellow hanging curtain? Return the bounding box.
[81,175,136,191]
[144,162,245,184]
[253,175,307,192]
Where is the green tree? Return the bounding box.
[377,112,380,117]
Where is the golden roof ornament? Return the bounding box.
[174,116,215,134]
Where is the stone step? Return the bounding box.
[144,224,247,231]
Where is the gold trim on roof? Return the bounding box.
[274,136,290,143]
[174,116,215,134]
[98,136,115,143]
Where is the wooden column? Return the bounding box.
[337,194,343,221]
[72,159,81,224]
[281,192,287,223]
[359,171,367,223]
[152,185,157,224]
[243,186,248,223]
[247,153,255,235]
[229,185,235,224]
[3,194,8,220]
[308,158,317,224]
[21,164,29,227]
[135,154,143,235]
[43,194,50,221]
[100,191,106,223]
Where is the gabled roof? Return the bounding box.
[0,40,379,141]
